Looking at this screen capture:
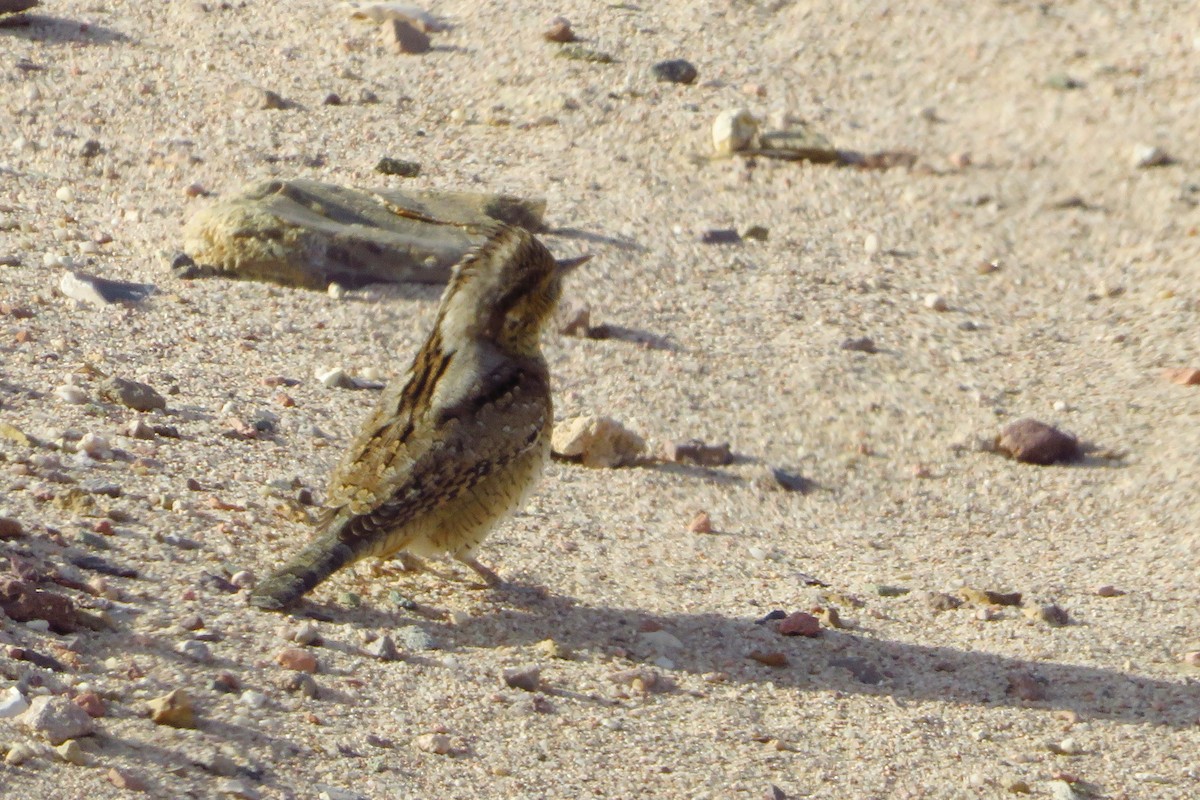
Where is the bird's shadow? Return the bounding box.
[310,590,1198,730]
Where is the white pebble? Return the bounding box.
[924,293,949,311]
[863,233,881,256]
[291,621,320,645]
[711,108,758,155]
[0,686,30,718]
[1131,144,1170,168]
[230,570,256,589]
[43,252,67,268]
[327,282,346,300]
[176,640,213,663]
[77,432,110,458]
[240,690,268,709]
[55,187,75,203]
[55,385,89,404]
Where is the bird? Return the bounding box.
[250,222,585,611]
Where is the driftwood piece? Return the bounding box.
[178,179,547,290]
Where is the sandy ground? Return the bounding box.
[1,1,1199,798]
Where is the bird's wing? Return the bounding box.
[322,355,550,547]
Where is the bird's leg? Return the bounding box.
[458,555,504,589]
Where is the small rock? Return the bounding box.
[996,419,1081,465]
[0,686,30,718]
[126,419,156,439]
[20,695,96,745]
[1048,737,1082,755]
[230,570,255,589]
[280,672,319,699]
[542,16,575,42]
[1047,779,1083,800]
[712,108,758,155]
[412,733,452,755]
[238,85,289,110]
[871,584,910,598]
[375,157,421,177]
[665,438,732,466]
[77,432,110,458]
[0,517,23,540]
[277,647,319,673]
[1046,72,1084,90]
[240,690,268,709]
[747,651,788,668]
[381,18,430,54]
[502,666,541,692]
[1094,584,1125,597]
[322,92,342,106]
[556,43,614,63]
[863,232,881,255]
[1131,144,1172,168]
[948,151,972,169]
[290,621,321,646]
[59,271,153,306]
[741,225,769,241]
[147,689,196,728]
[55,384,90,404]
[99,376,166,412]
[347,1,445,31]
[1162,367,1200,386]
[533,638,572,660]
[55,738,88,765]
[56,186,76,202]
[840,336,878,353]
[1025,603,1071,627]
[5,742,37,765]
[177,640,213,663]
[924,293,949,311]
[396,625,435,651]
[778,612,821,637]
[317,367,356,389]
[0,578,79,632]
[1181,651,1200,668]
[651,58,698,85]
[640,629,683,651]
[72,691,105,718]
[364,635,398,661]
[687,511,713,534]
[108,767,147,792]
[552,415,646,468]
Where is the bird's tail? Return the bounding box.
[248,526,357,612]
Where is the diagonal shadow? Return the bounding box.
[309,591,1199,729]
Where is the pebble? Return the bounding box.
[381,18,430,54]
[396,626,435,651]
[766,467,810,493]
[996,419,1081,465]
[55,738,88,765]
[5,742,37,765]
[712,108,758,155]
[0,686,30,718]
[20,695,96,745]
[1048,737,1082,755]
[240,690,268,709]
[77,432,110,458]
[1131,144,1171,168]
[147,689,196,728]
[502,666,541,692]
[0,517,22,540]
[699,228,741,245]
[375,157,421,177]
[364,635,398,661]
[72,691,105,717]
[828,656,883,684]
[651,58,698,85]
[108,767,147,792]
[534,638,572,660]
[1162,367,1200,386]
[317,367,356,389]
[924,293,949,311]
[98,376,166,411]
[1094,584,1125,597]
[277,647,319,673]
[1182,651,1200,668]
[922,591,963,611]
[841,336,878,353]
[280,671,319,699]
[412,733,452,755]
[871,584,910,598]
[778,611,821,637]
[1007,670,1047,701]
[55,384,89,404]
[551,416,646,468]
[290,621,321,645]
[1024,603,1070,627]
[59,270,152,306]
[687,511,713,534]
[56,186,75,202]
[740,225,769,241]
[542,16,575,42]
[863,232,881,255]
[177,640,213,663]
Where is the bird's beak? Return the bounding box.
[555,254,593,275]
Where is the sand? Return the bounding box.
[0,1,1197,798]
